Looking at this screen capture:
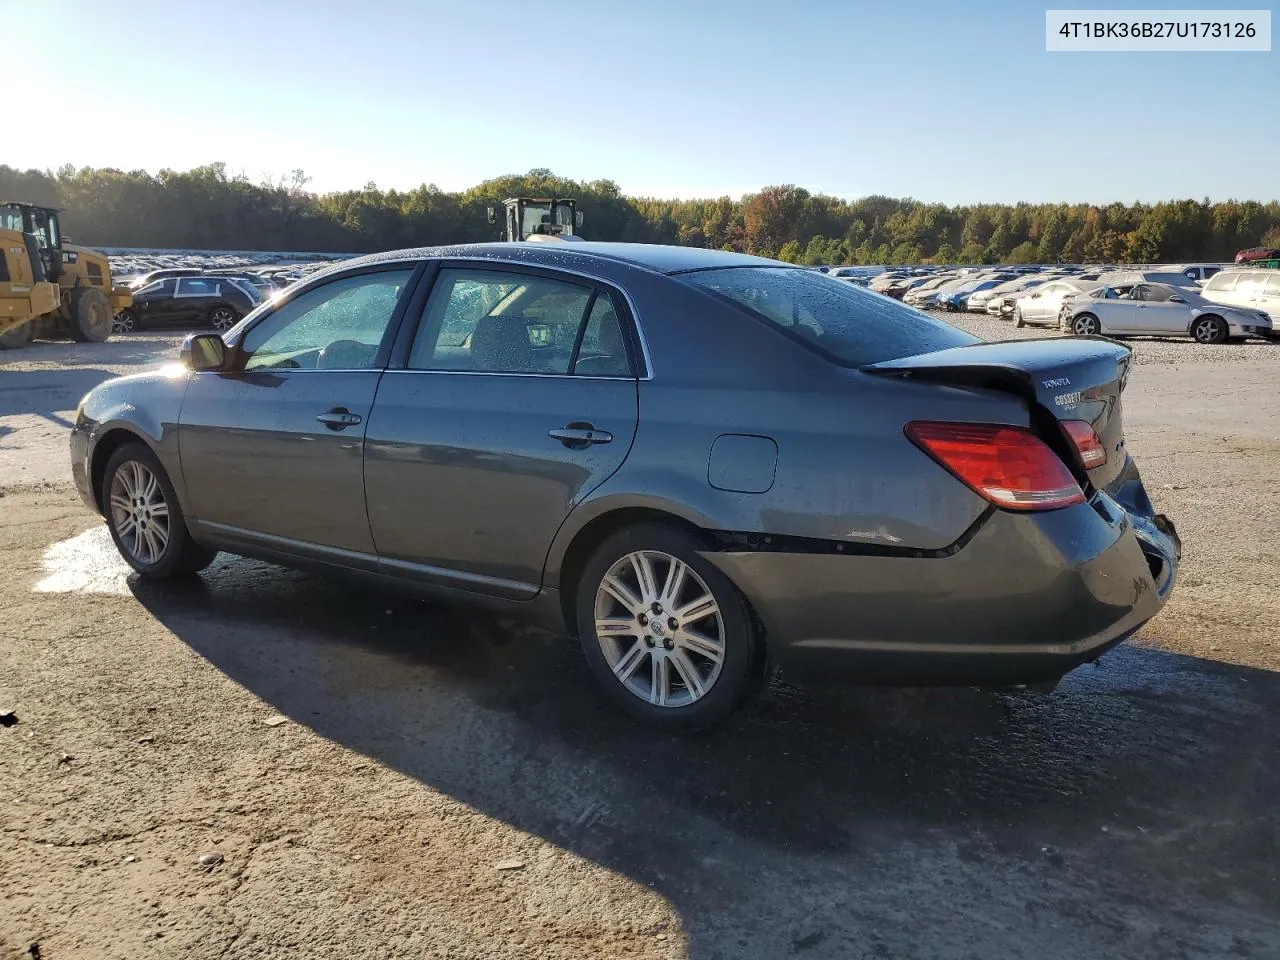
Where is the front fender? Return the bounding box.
[74,366,192,513]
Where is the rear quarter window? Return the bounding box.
[679,267,977,367]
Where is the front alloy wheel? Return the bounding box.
[109,460,170,565]
[102,442,217,578]
[1192,315,1227,344]
[594,550,726,707]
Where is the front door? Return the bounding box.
[178,266,419,563]
[364,264,641,598]
[1128,284,1185,334]
[133,278,176,326]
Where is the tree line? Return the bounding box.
[3,163,1277,265]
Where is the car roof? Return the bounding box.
[334,241,782,277]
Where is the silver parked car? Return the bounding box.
[70,243,1180,729]
[1012,278,1103,327]
[1060,283,1273,342]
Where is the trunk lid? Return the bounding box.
[863,338,1133,491]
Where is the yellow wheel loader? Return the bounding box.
[0,202,132,349]
[487,197,583,242]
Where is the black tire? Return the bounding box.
[1072,313,1100,336]
[68,287,112,343]
[102,441,216,578]
[1191,314,1228,345]
[575,523,765,731]
[0,321,33,350]
[208,305,238,332]
[113,309,136,334]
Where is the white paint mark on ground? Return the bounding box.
[35,526,133,595]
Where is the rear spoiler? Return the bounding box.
[861,338,1132,407]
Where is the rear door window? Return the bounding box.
[680,267,976,366]
[176,278,221,297]
[409,268,596,375]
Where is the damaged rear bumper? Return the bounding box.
[702,467,1178,687]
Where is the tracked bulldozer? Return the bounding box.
[0,202,132,349]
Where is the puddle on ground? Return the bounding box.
[35,525,134,595]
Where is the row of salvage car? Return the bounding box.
[863,264,1277,344]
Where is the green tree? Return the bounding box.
[777,240,802,263]
[1007,241,1038,264]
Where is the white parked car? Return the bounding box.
[1011,278,1100,327]
[1166,263,1224,285]
[1199,269,1280,335]
[1095,270,1200,289]
[972,276,1055,314]
[1060,283,1273,343]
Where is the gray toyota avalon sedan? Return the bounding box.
[70,242,1180,729]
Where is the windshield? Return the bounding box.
[681,267,978,367]
[0,205,22,233]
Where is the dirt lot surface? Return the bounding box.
[2,322,1278,959]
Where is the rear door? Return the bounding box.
[173,277,219,326]
[364,263,641,598]
[179,266,419,563]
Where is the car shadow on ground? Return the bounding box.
[131,558,1280,957]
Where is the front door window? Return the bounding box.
[240,269,414,371]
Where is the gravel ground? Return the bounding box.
[1,321,1278,959]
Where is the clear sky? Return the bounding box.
[6,0,1276,202]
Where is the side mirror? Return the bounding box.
[575,211,584,227]
[1169,295,1185,303]
[487,206,496,225]
[180,333,226,372]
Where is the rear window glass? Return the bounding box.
[681,267,977,366]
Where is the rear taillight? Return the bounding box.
[906,421,1085,511]
[1060,420,1107,469]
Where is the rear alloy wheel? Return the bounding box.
[577,524,763,730]
[1072,313,1101,336]
[113,309,136,334]
[209,307,238,332]
[1191,315,1228,345]
[103,442,216,578]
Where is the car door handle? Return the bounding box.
[316,408,362,430]
[549,423,612,448]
